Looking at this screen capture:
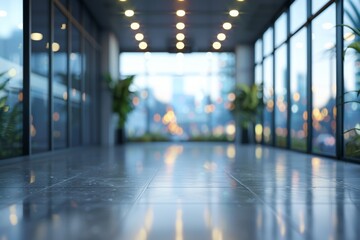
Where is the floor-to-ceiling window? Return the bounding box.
[254,0,357,160]
[290,28,308,151]
[70,26,82,147]
[0,0,100,160]
[263,28,274,145]
[120,52,235,141]
[31,0,50,153]
[311,4,336,156]
[254,39,263,143]
[0,1,23,159]
[53,6,69,149]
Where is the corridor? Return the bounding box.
[1,143,360,240]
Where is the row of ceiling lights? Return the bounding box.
[175,1,186,51]
[121,0,245,51]
[121,0,149,50]
[212,0,245,50]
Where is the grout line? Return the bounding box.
[224,168,305,237]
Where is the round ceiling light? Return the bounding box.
[135,33,144,41]
[139,41,148,50]
[229,10,239,17]
[130,22,140,30]
[176,22,185,30]
[176,42,185,50]
[176,33,185,41]
[125,10,135,17]
[223,22,232,30]
[217,33,226,41]
[176,10,186,17]
[213,42,221,50]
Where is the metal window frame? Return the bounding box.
[336,0,344,159]
[15,0,101,160]
[23,0,31,155]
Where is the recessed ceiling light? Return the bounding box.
[217,33,226,41]
[130,22,140,30]
[52,42,60,52]
[223,22,232,30]
[119,0,126,2]
[176,33,185,41]
[213,42,221,50]
[135,33,144,41]
[125,10,135,17]
[237,0,245,2]
[229,10,239,17]
[176,10,186,17]
[176,22,185,30]
[176,42,185,50]
[139,41,148,50]
[31,32,43,41]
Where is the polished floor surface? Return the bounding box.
[1,143,360,240]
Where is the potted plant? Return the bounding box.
[105,74,136,144]
[0,71,22,158]
[230,83,262,144]
[341,25,360,156]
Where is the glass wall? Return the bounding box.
[53,7,69,149]
[275,13,287,47]
[254,0,357,159]
[343,0,360,158]
[120,53,236,141]
[311,5,336,156]
[290,28,307,151]
[70,27,82,146]
[290,0,307,34]
[254,64,263,143]
[31,0,50,153]
[0,1,23,159]
[0,0,100,160]
[263,56,274,144]
[274,45,288,147]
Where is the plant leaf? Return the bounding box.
[347,41,360,54]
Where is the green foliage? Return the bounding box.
[341,24,360,157]
[345,133,360,158]
[231,83,262,128]
[105,74,136,129]
[189,134,230,142]
[128,133,169,142]
[0,71,22,159]
[342,24,360,57]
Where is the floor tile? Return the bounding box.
[118,203,304,240]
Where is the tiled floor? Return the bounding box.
[1,143,360,240]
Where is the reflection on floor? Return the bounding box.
[1,143,360,240]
